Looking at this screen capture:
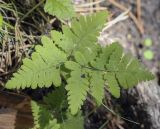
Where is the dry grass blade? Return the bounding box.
[108,0,144,34]
[75,0,107,14]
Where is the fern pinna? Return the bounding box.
[44,0,75,20]
[6,11,154,128]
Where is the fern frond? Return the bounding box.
[61,112,84,129]
[52,11,107,62]
[105,43,154,89]
[105,73,120,98]
[31,101,60,129]
[102,43,153,97]
[6,36,67,89]
[89,71,105,104]
[44,0,75,19]
[116,56,154,88]
[74,51,88,66]
[31,101,40,129]
[90,43,119,69]
[65,61,89,115]
[70,11,107,49]
[89,43,154,98]
[44,120,60,129]
[43,86,67,112]
[5,10,154,119]
[88,43,122,98]
[65,43,154,112]
[66,70,89,115]
[51,30,75,53]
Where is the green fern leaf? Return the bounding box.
[43,86,67,112]
[31,101,41,129]
[44,0,75,19]
[116,56,154,88]
[90,43,154,97]
[105,73,120,98]
[6,36,67,89]
[31,101,60,129]
[65,62,89,115]
[89,71,105,104]
[65,61,81,70]
[105,43,154,89]
[74,51,87,66]
[5,9,154,121]
[51,30,75,53]
[91,43,119,69]
[44,120,60,129]
[61,112,84,129]
[105,43,123,71]
[53,11,107,62]
[70,11,107,59]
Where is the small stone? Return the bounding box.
[144,38,152,47]
[143,50,154,60]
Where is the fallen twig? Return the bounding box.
[108,0,144,34]
[137,0,144,32]
[75,0,105,7]
[75,7,106,13]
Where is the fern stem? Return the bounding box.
[102,103,140,125]
[84,107,96,118]
[81,65,117,73]
[98,120,109,129]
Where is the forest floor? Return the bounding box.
[86,0,160,129]
[0,0,160,129]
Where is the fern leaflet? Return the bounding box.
[44,0,75,20]
[65,63,89,115]
[104,43,154,89]
[105,73,120,98]
[89,71,105,104]
[53,11,107,62]
[6,36,67,89]
[61,112,84,129]
[31,101,60,129]
[43,86,67,112]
